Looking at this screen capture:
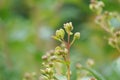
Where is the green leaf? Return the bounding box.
[81,67,106,80]
[55,74,67,80]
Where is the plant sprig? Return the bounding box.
[40,22,80,80]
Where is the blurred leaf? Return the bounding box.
[55,74,67,80]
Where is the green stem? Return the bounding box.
[70,37,75,46]
[66,33,71,80]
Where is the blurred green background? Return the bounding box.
[0,0,120,80]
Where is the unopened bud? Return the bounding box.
[55,46,61,51]
[98,1,104,7]
[108,38,117,48]
[74,32,80,39]
[86,59,94,66]
[76,63,82,69]
[40,69,46,74]
[64,48,68,54]
[64,22,73,34]
[61,43,66,48]
[50,56,57,61]
[56,29,65,39]
[42,55,48,60]
[40,75,49,80]
[49,62,54,67]
[89,77,96,80]
[45,68,53,74]
[24,72,31,80]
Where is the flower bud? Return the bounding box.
[76,63,82,69]
[56,29,65,39]
[86,59,94,67]
[49,62,54,67]
[98,1,104,7]
[61,43,66,48]
[24,72,31,80]
[42,55,48,60]
[114,31,120,38]
[50,56,57,61]
[45,68,53,74]
[40,75,49,80]
[64,22,73,34]
[74,32,80,39]
[55,46,61,55]
[64,48,68,54]
[42,62,45,66]
[55,46,61,51]
[89,1,104,14]
[49,50,55,56]
[40,69,46,74]
[108,38,117,48]
[89,77,96,80]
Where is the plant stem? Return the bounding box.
[66,33,71,80]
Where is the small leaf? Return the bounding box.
[81,67,106,80]
[55,74,67,80]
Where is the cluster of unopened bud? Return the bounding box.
[89,0,104,14]
[41,50,56,80]
[40,45,69,79]
[64,22,73,34]
[90,0,120,50]
[40,22,80,80]
[53,22,80,45]
[55,46,68,56]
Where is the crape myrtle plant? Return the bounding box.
[23,22,106,80]
[90,0,120,53]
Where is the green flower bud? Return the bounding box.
[42,62,46,66]
[42,55,48,60]
[76,63,82,69]
[86,59,94,67]
[40,75,49,80]
[74,32,80,39]
[40,69,46,74]
[49,62,54,67]
[45,68,53,74]
[55,29,65,39]
[89,77,96,80]
[89,1,104,14]
[98,1,104,7]
[64,48,68,54]
[55,46,61,51]
[61,43,66,48]
[64,22,73,34]
[50,56,57,61]
[24,72,31,80]
[55,46,62,55]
